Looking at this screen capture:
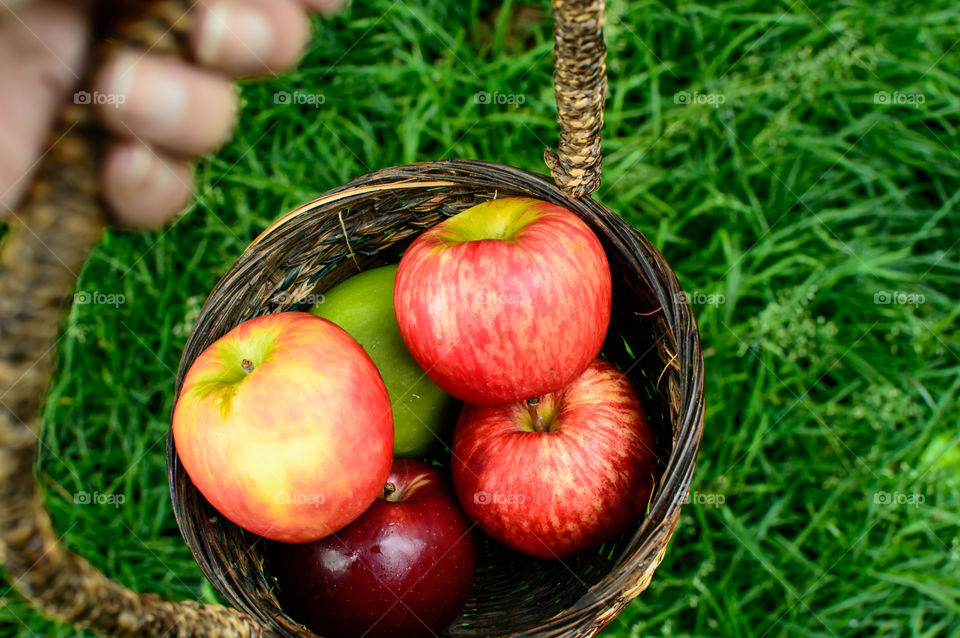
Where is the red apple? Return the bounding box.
[451,359,656,559]
[268,459,476,638]
[173,311,393,543]
[394,196,611,406]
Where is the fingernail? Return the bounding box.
[196,2,274,68]
[118,143,155,187]
[107,53,189,133]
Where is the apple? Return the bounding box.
[451,358,657,559]
[394,196,612,406]
[172,311,393,543]
[310,264,457,457]
[268,459,476,638]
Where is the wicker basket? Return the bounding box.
[0,1,704,637]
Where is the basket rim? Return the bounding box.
[167,158,706,638]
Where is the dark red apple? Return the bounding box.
[451,359,657,559]
[269,459,476,638]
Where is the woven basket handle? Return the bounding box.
[0,1,606,636]
[545,0,606,198]
[0,2,268,636]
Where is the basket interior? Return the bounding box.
[167,160,704,637]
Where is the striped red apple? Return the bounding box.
[394,197,612,406]
[450,359,657,559]
[172,312,394,543]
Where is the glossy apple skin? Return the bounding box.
[451,359,656,559]
[310,264,457,457]
[173,312,393,543]
[394,197,612,406]
[269,459,476,638]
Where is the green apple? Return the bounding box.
[310,265,457,457]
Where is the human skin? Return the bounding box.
[0,0,344,228]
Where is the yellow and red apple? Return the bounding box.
[394,197,612,406]
[172,311,393,542]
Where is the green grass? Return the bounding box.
[2,0,959,636]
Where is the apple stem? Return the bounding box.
[527,397,547,433]
[382,482,397,499]
[241,359,255,374]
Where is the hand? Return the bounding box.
[0,0,343,228]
